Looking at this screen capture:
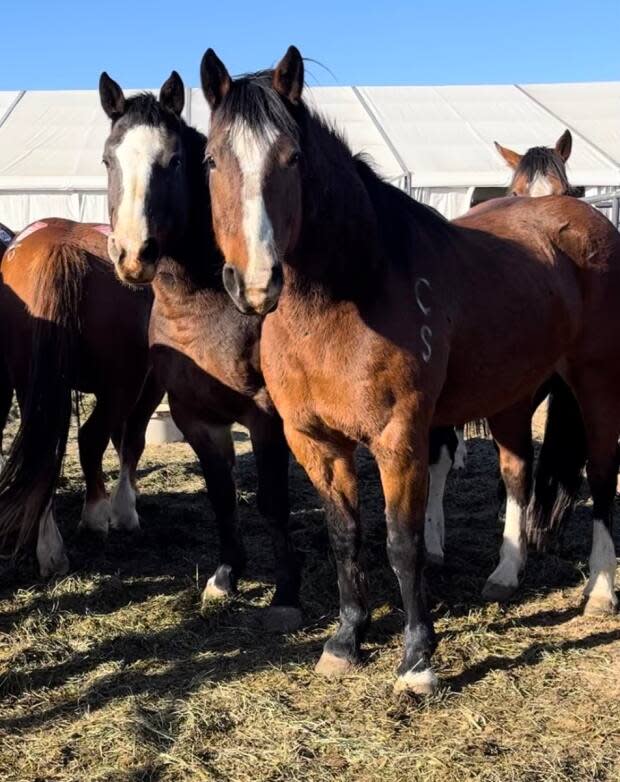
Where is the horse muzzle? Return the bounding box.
[108,234,159,285]
[222,263,283,316]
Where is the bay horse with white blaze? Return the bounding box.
[495,129,577,197]
[201,46,620,694]
[0,218,156,576]
[98,72,301,626]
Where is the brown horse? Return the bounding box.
[495,130,576,196]
[97,72,301,627]
[200,46,620,694]
[427,132,582,565]
[0,218,156,576]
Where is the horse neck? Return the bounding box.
[162,128,223,292]
[286,121,381,303]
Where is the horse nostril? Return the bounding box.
[117,248,126,266]
[139,237,160,264]
[222,264,241,298]
[271,264,284,290]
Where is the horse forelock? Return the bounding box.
[511,146,570,195]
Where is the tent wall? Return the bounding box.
[0,81,618,229]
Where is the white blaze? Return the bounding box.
[112,125,167,256]
[528,173,554,197]
[230,122,278,306]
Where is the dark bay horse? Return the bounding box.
[0,218,155,576]
[98,72,300,627]
[200,46,620,694]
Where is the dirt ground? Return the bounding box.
[0,405,618,782]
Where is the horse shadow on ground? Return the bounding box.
[0,434,617,731]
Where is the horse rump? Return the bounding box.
[0,243,86,554]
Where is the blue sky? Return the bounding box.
[1,0,618,90]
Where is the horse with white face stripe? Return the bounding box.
[99,73,301,629]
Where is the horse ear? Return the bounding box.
[555,129,572,162]
[494,141,522,170]
[160,70,185,116]
[273,45,304,104]
[99,72,126,120]
[200,49,231,111]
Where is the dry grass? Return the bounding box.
[0,407,618,782]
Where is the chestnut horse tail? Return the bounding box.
[527,375,587,552]
[0,243,87,553]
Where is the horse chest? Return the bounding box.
[262,311,403,442]
[149,293,264,414]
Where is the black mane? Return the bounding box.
[214,70,299,141]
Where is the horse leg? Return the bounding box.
[570,380,619,615]
[374,425,437,695]
[169,396,245,606]
[454,425,467,470]
[111,370,165,531]
[425,426,456,566]
[0,359,13,468]
[247,409,301,632]
[78,395,113,536]
[482,402,533,602]
[36,502,69,578]
[285,425,367,674]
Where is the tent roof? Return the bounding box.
[0,81,618,192]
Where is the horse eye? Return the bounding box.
[102,157,110,169]
[287,151,301,167]
[170,154,182,169]
[206,154,216,170]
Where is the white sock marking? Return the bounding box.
[36,506,69,578]
[425,445,452,562]
[487,495,527,588]
[80,497,112,535]
[585,519,617,608]
[454,427,467,470]
[111,463,140,531]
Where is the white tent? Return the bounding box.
[0,81,618,228]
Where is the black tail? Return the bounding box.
[527,375,587,552]
[0,244,86,553]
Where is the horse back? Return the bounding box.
[0,218,152,392]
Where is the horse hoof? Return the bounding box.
[584,595,618,617]
[394,668,438,696]
[481,579,517,603]
[110,509,141,533]
[315,651,356,678]
[262,605,303,633]
[201,575,232,605]
[39,550,70,580]
[79,499,112,537]
[426,552,444,568]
